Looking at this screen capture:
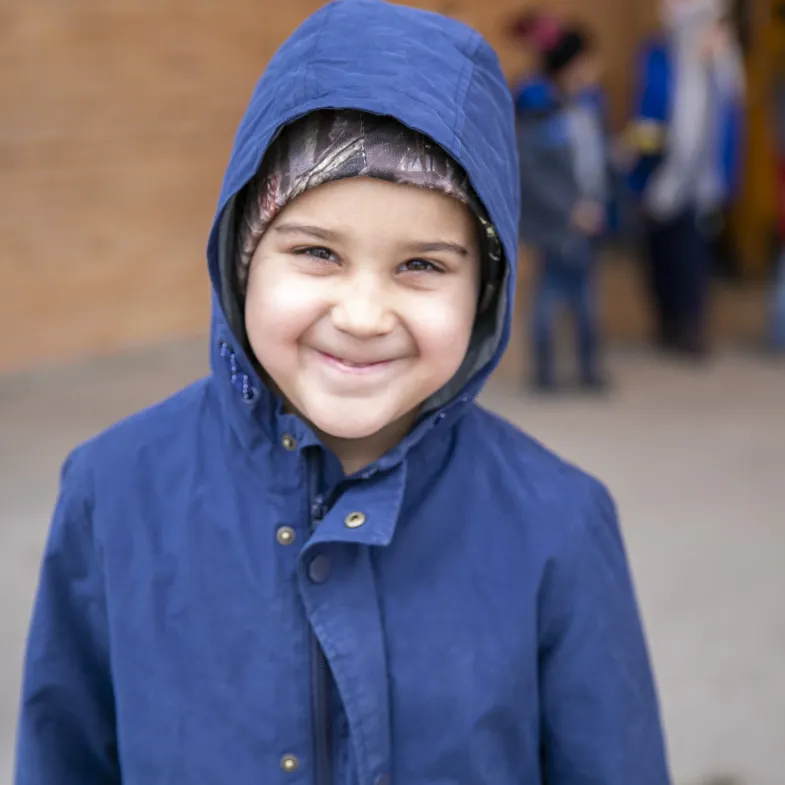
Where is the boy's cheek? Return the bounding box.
[245,277,326,342]
[406,303,475,367]
[412,289,478,336]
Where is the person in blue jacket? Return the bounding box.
[770,71,785,355]
[771,253,785,352]
[510,13,612,392]
[626,0,744,357]
[15,2,671,783]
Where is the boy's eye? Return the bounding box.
[399,258,443,274]
[291,249,443,274]
[295,246,337,263]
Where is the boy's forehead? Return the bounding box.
[274,177,479,242]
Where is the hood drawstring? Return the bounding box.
[219,341,259,404]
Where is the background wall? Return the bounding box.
[0,0,682,372]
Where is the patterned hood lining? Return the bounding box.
[234,109,502,311]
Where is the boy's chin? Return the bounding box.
[311,414,400,442]
[304,399,418,446]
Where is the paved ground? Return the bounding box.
[1,341,783,784]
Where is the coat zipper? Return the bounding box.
[308,454,332,785]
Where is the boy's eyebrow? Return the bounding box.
[274,223,468,257]
[404,241,469,258]
[274,223,338,241]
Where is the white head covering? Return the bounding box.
[660,0,727,31]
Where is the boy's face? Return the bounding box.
[245,177,481,448]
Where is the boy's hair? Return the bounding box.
[234,109,502,311]
[541,28,594,77]
[508,11,596,77]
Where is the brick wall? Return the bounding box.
[0,0,640,372]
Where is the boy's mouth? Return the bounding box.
[314,349,395,375]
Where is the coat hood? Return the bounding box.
[206,0,519,460]
[514,77,560,115]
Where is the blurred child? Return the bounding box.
[510,13,611,392]
[769,72,785,354]
[625,0,744,357]
[15,1,671,783]
[771,253,785,352]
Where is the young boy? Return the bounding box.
[15,2,671,783]
[511,13,611,392]
[626,0,744,357]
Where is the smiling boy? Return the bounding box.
[15,3,671,784]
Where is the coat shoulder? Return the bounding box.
[64,378,216,499]
[458,404,616,530]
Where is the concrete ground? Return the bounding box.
[1,340,783,784]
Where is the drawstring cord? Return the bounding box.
[219,341,259,404]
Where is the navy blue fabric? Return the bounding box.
[770,250,785,351]
[644,208,712,341]
[531,250,601,385]
[16,1,671,784]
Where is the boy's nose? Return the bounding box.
[330,294,397,338]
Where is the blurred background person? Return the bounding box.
[769,65,785,354]
[624,0,745,359]
[509,11,613,393]
[770,249,785,353]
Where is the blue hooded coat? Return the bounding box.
[15,2,671,783]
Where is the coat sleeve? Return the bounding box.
[625,42,670,198]
[538,478,671,785]
[719,55,746,198]
[631,42,669,140]
[15,450,120,784]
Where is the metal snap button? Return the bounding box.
[276,526,296,546]
[280,754,299,772]
[344,511,366,529]
[282,434,297,451]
